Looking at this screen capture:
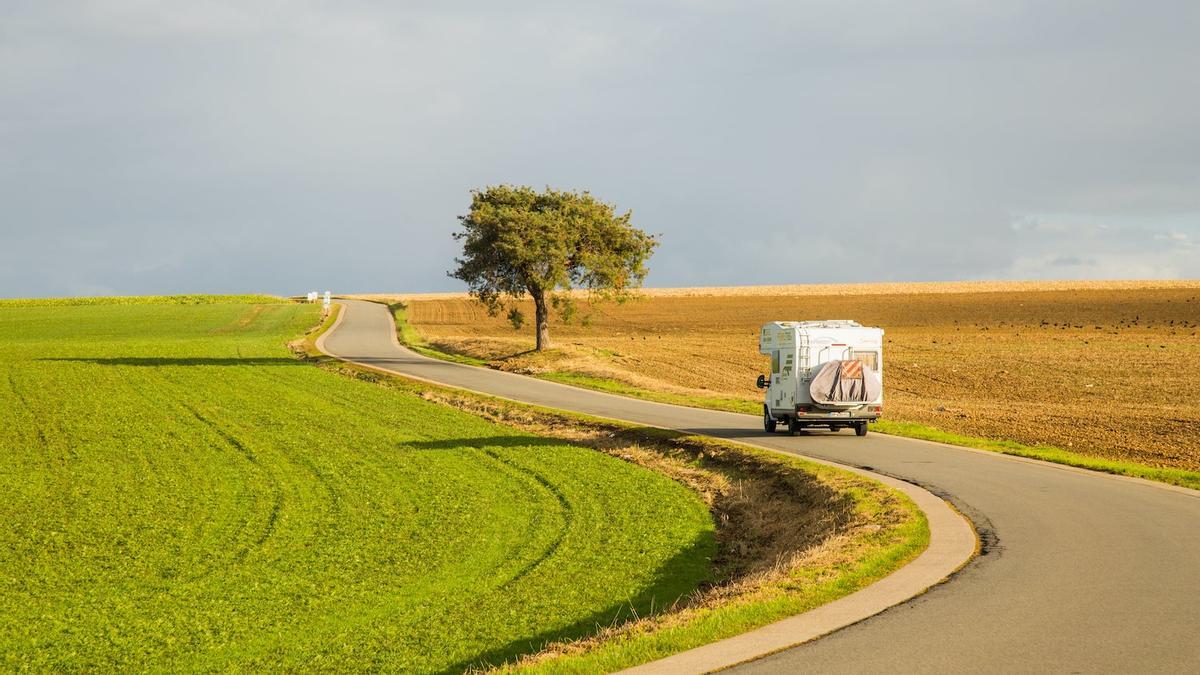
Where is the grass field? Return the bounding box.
[334,374,927,673]
[0,298,716,671]
[390,281,1200,475]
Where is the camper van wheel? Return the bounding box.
[763,407,777,433]
[787,416,801,436]
[854,422,868,437]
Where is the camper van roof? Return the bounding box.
[774,320,864,329]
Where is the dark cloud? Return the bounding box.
[1,1,1197,297]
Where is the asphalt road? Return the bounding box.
[323,299,1200,673]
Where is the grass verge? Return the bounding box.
[874,420,1200,491]
[390,303,489,366]
[307,349,930,673]
[389,303,1200,493]
[538,371,762,416]
[289,302,341,358]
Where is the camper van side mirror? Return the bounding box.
[756,374,767,389]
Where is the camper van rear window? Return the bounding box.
[850,350,879,370]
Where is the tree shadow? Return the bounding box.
[445,533,716,673]
[494,348,539,361]
[404,433,718,671]
[404,436,582,451]
[417,334,535,362]
[38,357,305,367]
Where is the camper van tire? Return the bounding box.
[787,416,802,436]
[855,421,869,437]
[763,406,777,433]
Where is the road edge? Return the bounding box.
[317,300,978,673]
[313,301,347,356]
[618,453,975,674]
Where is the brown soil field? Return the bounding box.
[355,278,1200,302]
[375,282,1200,471]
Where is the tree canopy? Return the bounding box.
[449,185,658,350]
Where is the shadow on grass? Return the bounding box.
[407,426,854,672]
[446,533,716,673]
[402,431,718,671]
[494,347,539,361]
[39,357,304,367]
[404,436,581,450]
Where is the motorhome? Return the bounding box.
[757,320,883,436]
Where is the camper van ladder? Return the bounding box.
[798,332,811,374]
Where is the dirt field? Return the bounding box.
[383,282,1200,471]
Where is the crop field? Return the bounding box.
[0,299,714,671]
[396,281,1200,472]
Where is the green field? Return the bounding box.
[0,299,714,671]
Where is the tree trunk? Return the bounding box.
[532,291,551,351]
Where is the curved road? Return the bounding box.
[323,299,1200,672]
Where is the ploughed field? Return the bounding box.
[0,298,713,671]
[399,281,1200,471]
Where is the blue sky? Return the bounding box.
[2,1,1197,297]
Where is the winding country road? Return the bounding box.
[321,299,1200,673]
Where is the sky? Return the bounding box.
[2,1,1198,297]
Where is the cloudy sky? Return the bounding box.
[2,1,1197,297]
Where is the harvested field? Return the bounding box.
[393,282,1200,472]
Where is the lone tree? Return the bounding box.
[449,185,658,351]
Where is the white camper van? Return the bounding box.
[757,321,884,436]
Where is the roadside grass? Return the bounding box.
[289,302,341,358]
[537,371,762,416]
[313,350,930,673]
[389,304,1200,493]
[514,479,926,674]
[0,300,715,671]
[874,420,1200,491]
[390,303,489,366]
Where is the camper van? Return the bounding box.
[757,321,884,436]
